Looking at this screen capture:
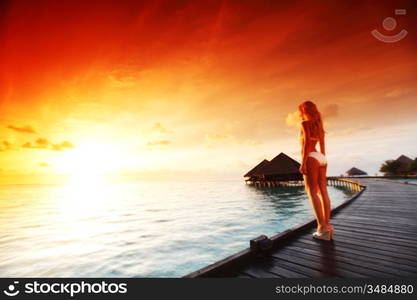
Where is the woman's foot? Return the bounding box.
[312,225,333,240]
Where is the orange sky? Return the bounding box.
[1,0,416,183]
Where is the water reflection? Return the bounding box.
[244,184,356,226]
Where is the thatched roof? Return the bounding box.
[261,153,301,175]
[395,155,413,172]
[243,159,270,177]
[244,152,300,177]
[346,167,367,176]
[396,155,413,165]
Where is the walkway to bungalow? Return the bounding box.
[186,179,417,278]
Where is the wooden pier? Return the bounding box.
[185,179,417,278]
[246,177,363,192]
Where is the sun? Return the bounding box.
[53,141,130,182]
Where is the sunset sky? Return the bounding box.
[1,0,416,183]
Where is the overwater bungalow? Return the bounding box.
[244,152,302,186]
[395,155,413,173]
[243,159,270,179]
[345,167,367,177]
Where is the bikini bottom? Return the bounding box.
[308,151,327,166]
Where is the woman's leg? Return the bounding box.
[318,165,331,229]
[304,157,326,232]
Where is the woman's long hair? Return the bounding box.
[298,101,324,139]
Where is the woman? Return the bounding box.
[298,101,333,240]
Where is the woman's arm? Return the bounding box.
[319,130,326,155]
[300,121,309,174]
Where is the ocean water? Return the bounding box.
[0,179,355,277]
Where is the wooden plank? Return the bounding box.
[332,221,417,236]
[333,215,417,229]
[291,239,417,268]
[239,263,285,278]
[267,257,336,278]
[284,243,417,275]
[279,245,417,277]
[270,251,372,278]
[272,248,395,278]
[240,260,308,278]
[235,272,255,278]
[331,219,417,235]
[332,228,417,249]
[296,235,417,262]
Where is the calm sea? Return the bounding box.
[0,179,355,277]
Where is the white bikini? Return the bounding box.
[300,131,327,166]
[308,151,327,166]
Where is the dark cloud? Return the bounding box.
[0,140,14,151]
[35,138,49,147]
[2,141,12,148]
[51,141,74,151]
[147,140,171,146]
[21,142,33,149]
[22,138,75,151]
[7,125,36,134]
[22,138,50,149]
